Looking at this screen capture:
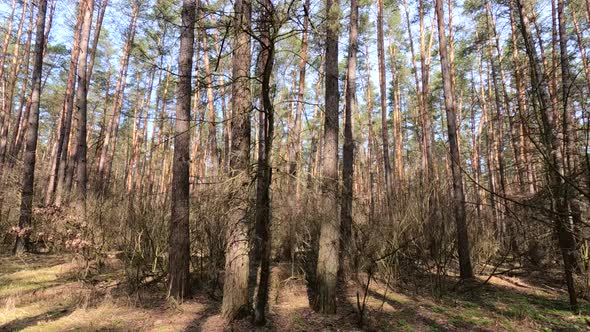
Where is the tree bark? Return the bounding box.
[313,0,340,314]
[252,0,275,324]
[435,0,473,279]
[169,0,195,301]
[14,0,47,255]
[74,0,95,218]
[340,0,357,280]
[221,0,252,321]
[200,16,220,177]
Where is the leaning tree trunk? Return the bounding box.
[14,0,47,255]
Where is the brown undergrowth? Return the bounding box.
[1,254,589,331]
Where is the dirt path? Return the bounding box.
[0,254,588,331]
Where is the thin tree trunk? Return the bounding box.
[515,0,577,309]
[377,0,391,192]
[435,0,473,279]
[0,0,29,167]
[86,0,108,92]
[6,1,33,169]
[364,43,375,223]
[96,1,139,195]
[54,7,84,206]
[201,17,220,176]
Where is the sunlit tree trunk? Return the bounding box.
[95,0,139,195]
[221,0,252,321]
[6,1,34,170]
[0,0,29,167]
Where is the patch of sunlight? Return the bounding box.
[368,283,412,305]
[350,295,396,312]
[20,303,150,332]
[0,263,73,298]
[20,300,208,332]
[0,295,77,326]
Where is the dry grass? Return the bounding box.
[0,254,589,331]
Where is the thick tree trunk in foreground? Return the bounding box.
[435,0,474,279]
[313,0,340,314]
[221,0,252,321]
[168,0,195,301]
[14,0,48,255]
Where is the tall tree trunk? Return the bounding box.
[313,0,340,314]
[0,0,17,90]
[514,0,577,309]
[8,7,33,169]
[340,0,357,280]
[86,0,108,92]
[221,0,252,321]
[13,0,47,255]
[557,0,581,308]
[53,7,84,207]
[168,0,195,301]
[484,6,506,234]
[435,0,473,279]
[74,0,95,218]
[252,0,275,324]
[0,0,29,168]
[388,35,403,181]
[95,0,139,195]
[201,18,219,176]
[364,44,375,222]
[377,0,391,191]
[287,0,309,183]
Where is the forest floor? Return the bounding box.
[0,254,589,331]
